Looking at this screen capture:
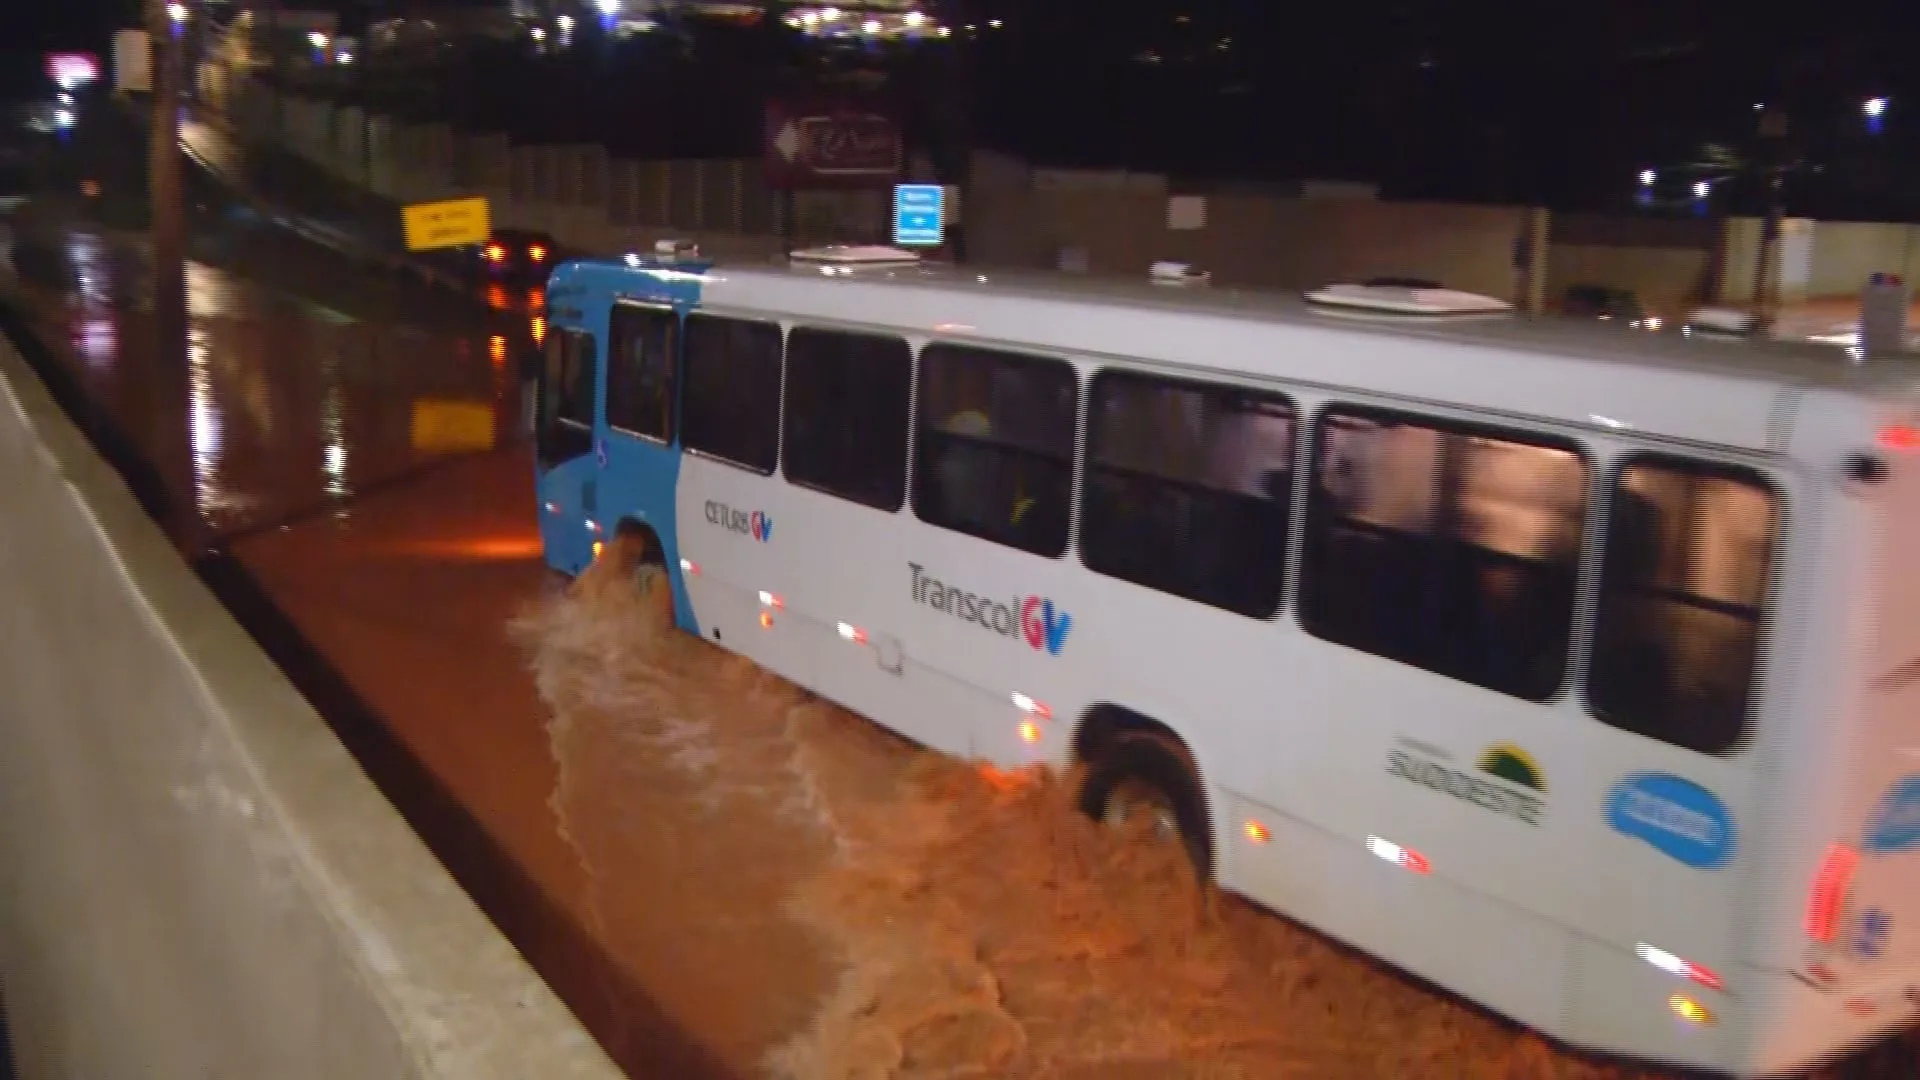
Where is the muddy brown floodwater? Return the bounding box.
[519,545,1683,1080]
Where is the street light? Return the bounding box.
[1866,97,1888,136]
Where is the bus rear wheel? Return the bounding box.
[1078,731,1212,881]
[609,521,666,585]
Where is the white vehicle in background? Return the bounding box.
[530,242,1920,1077]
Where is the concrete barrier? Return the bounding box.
[0,332,621,1080]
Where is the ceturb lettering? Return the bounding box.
[704,499,753,536]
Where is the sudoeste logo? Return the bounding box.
[705,500,772,543]
[1386,738,1546,825]
[1604,772,1737,870]
[910,562,1072,655]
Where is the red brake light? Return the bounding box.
[1807,842,1860,942]
[1878,424,1920,451]
[529,244,548,261]
[485,243,506,262]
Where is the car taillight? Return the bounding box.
[529,244,547,261]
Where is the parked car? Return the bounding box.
[1561,283,1661,330]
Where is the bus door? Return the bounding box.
[534,327,598,574]
[598,301,689,615]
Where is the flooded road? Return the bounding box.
[1,218,521,544]
[6,198,1896,1079]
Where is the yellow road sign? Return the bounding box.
[401,196,491,252]
[410,399,497,454]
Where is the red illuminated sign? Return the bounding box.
[763,100,902,190]
[46,52,101,88]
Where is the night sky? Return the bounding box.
[8,0,1920,219]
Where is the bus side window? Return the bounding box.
[1078,370,1295,618]
[781,327,911,511]
[606,304,678,443]
[545,332,595,429]
[1297,408,1586,701]
[681,314,782,474]
[1587,458,1778,756]
[911,342,1076,557]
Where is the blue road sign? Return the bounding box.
[893,184,944,247]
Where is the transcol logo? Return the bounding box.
[910,562,1072,655]
[705,500,772,542]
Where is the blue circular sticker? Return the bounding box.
[1604,772,1737,870]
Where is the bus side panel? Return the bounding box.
[1809,448,1920,1023]
[1752,396,1920,1076]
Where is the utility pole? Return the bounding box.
[930,0,974,260]
[1751,108,1791,328]
[146,0,196,550]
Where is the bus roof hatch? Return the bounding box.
[788,244,924,267]
[1304,282,1514,318]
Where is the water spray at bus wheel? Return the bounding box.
[507,537,1903,1078]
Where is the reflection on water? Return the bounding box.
[186,324,239,523]
[7,221,524,542]
[320,343,350,504]
[75,317,116,370]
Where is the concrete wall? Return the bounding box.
[1806,220,1920,297]
[220,74,1920,308]
[969,186,1527,298]
[0,334,622,1080]
[220,78,1531,296]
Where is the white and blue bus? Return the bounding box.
[531,242,1920,1077]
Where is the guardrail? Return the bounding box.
[111,92,484,298]
[176,125,475,294]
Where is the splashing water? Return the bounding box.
[513,544,1838,1080]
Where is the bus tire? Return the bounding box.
[1078,731,1213,881]
[611,520,665,582]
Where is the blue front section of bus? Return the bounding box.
[579,261,703,636]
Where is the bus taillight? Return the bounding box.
[679,558,700,576]
[529,244,548,261]
[837,622,867,644]
[1018,721,1041,744]
[1878,424,1920,451]
[759,590,784,610]
[486,243,506,262]
[1807,842,1860,943]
